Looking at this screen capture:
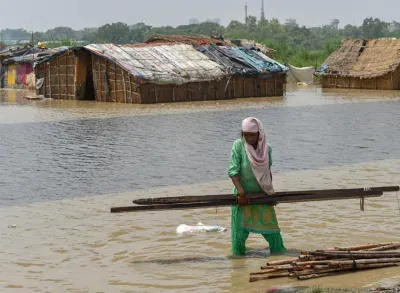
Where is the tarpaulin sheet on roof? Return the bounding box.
[84,43,227,85]
[241,48,289,73]
[195,45,259,76]
[3,46,72,65]
[196,45,288,77]
[236,47,289,73]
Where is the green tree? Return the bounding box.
[97,22,131,43]
[361,17,388,38]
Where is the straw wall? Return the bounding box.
[91,53,286,104]
[322,67,400,90]
[36,51,286,103]
[35,52,76,99]
[91,53,141,103]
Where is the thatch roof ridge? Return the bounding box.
[322,38,400,78]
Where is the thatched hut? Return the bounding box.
[34,41,287,103]
[34,47,90,100]
[35,44,232,103]
[317,38,400,90]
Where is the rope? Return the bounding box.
[348,251,357,271]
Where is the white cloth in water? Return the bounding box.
[176,222,226,234]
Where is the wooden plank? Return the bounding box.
[132,186,398,205]
[111,192,383,213]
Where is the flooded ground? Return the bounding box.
[0,87,400,292]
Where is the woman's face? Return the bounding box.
[243,132,259,146]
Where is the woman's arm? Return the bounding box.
[228,140,247,204]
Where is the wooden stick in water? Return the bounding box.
[249,272,290,283]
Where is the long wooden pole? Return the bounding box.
[111,191,383,213]
[132,186,398,205]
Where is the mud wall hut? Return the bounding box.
[317,38,400,90]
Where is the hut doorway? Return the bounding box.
[83,65,95,100]
[76,50,95,101]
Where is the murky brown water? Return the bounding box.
[1,87,400,292]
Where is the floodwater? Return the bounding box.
[0,87,400,292]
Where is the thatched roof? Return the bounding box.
[322,38,400,78]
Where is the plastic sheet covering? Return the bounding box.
[196,45,259,76]
[253,50,289,72]
[7,65,16,86]
[287,64,315,84]
[196,45,288,76]
[84,44,227,85]
[237,47,289,73]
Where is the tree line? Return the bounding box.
[1,17,399,67]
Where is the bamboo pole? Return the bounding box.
[298,272,337,281]
[72,54,76,99]
[329,242,400,251]
[249,272,290,283]
[111,192,383,214]
[65,55,68,99]
[128,74,132,103]
[114,63,117,102]
[367,244,400,251]
[122,70,127,103]
[265,258,298,266]
[48,63,52,99]
[132,186,398,205]
[249,242,400,282]
[57,59,60,99]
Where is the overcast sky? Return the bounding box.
[3,0,400,31]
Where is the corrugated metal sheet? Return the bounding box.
[84,44,227,85]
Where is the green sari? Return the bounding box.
[228,138,287,255]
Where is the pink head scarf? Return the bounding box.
[241,117,275,195]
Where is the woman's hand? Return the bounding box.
[237,188,248,206]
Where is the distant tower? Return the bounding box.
[261,0,265,21]
[245,2,248,25]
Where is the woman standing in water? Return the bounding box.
[228,117,287,256]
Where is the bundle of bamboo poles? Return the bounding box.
[249,242,400,283]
